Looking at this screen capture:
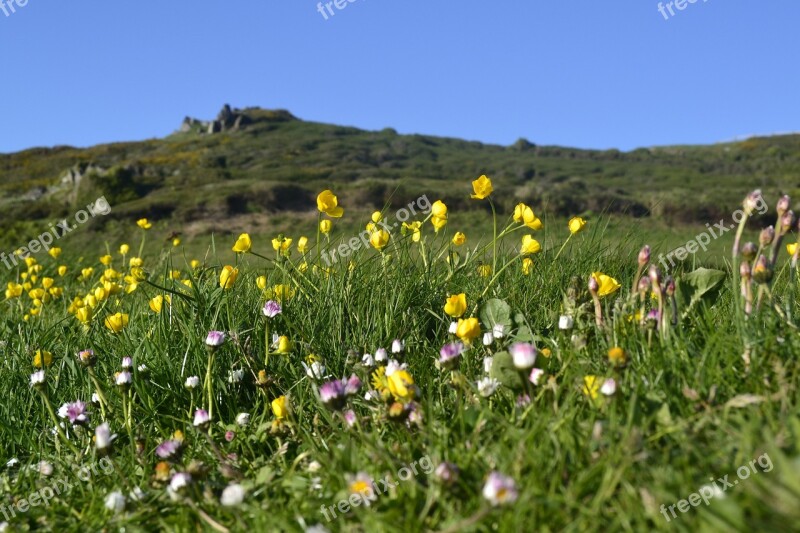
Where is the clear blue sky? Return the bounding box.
[1,0,797,153]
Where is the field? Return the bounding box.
[0,177,798,532]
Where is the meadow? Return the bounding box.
[1,177,799,532]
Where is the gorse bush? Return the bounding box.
[1,178,799,531]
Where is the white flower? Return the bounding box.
[600,378,617,396]
[391,339,405,353]
[529,368,545,385]
[476,377,500,397]
[220,483,246,506]
[307,460,322,473]
[193,409,210,427]
[492,324,505,338]
[92,392,101,404]
[129,487,145,501]
[169,472,191,493]
[302,361,326,380]
[38,461,53,477]
[361,353,375,366]
[121,357,133,369]
[30,371,45,386]
[510,342,537,370]
[482,471,518,506]
[236,413,250,426]
[5,458,18,468]
[374,348,388,362]
[115,371,132,386]
[185,376,200,389]
[305,525,330,533]
[227,369,245,383]
[104,491,126,513]
[448,321,458,334]
[385,359,407,377]
[483,357,493,374]
[558,315,574,330]
[95,422,113,450]
[482,332,494,346]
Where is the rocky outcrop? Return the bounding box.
[180,104,253,135]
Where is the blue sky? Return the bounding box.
[0,0,797,153]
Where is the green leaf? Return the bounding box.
[479,298,512,330]
[676,267,726,318]
[489,351,522,390]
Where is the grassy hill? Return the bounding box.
[0,105,798,255]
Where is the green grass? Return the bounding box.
[0,187,799,532]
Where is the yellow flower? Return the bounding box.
[57,265,67,276]
[99,255,112,266]
[190,259,201,270]
[522,257,533,275]
[48,247,61,259]
[5,282,22,299]
[456,317,481,343]
[513,203,543,230]
[297,236,309,254]
[104,313,129,333]
[444,293,467,318]
[520,235,541,255]
[452,232,466,246]
[149,295,170,313]
[49,287,63,298]
[316,190,344,218]
[232,233,252,253]
[591,272,621,297]
[370,229,390,251]
[387,369,415,403]
[136,218,152,230]
[275,336,293,354]
[219,266,238,289]
[569,217,587,235]
[470,175,493,200]
[75,306,92,324]
[25,257,37,268]
[582,376,601,400]
[129,257,143,268]
[319,219,332,235]
[271,396,289,419]
[787,243,798,256]
[172,237,181,247]
[80,268,94,280]
[33,350,52,368]
[371,211,383,223]
[271,237,293,253]
[401,221,422,242]
[256,276,267,290]
[119,244,130,255]
[608,347,626,366]
[169,270,182,280]
[431,200,448,219]
[431,215,447,232]
[267,284,295,301]
[478,264,492,277]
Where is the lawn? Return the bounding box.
[0,179,798,532]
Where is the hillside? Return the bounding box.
[1,105,798,249]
